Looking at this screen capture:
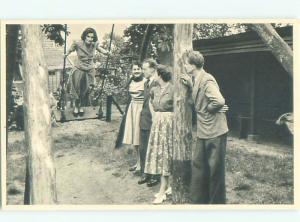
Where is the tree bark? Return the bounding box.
[6,25,20,125]
[139,24,154,62]
[251,24,293,77]
[172,24,193,204]
[21,25,57,204]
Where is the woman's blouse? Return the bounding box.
[128,78,147,102]
[68,40,99,71]
[150,83,174,112]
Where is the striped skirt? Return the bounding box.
[144,112,174,176]
[123,100,144,146]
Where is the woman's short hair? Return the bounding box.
[143,58,158,69]
[157,65,172,82]
[131,61,142,69]
[187,51,204,69]
[81,27,98,42]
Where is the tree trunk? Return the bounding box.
[21,25,57,204]
[139,24,154,62]
[6,25,20,126]
[251,24,293,77]
[172,24,193,204]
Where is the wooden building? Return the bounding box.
[12,34,73,94]
[42,36,73,93]
[193,26,293,142]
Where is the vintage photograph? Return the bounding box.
[2,21,295,206]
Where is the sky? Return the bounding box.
[66,24,130,47]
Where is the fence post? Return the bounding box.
[106,95,113,122]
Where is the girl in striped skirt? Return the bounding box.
[123,62,147,173]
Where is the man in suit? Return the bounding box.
[182,51,228,204]
[138,58,160,187]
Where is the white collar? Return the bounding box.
[149,72,158,84]
[148,76,155,85]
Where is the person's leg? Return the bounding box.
[138,129,151,184]
[78,71,88,113]
[190,138,209,204]
[159,175,168,194]
[134,145,141,171]
[129,145,141,172]
[165,175,172,195]
[206,134,227,204]
[70,69,83,115]
[153,175,168,204]
[79,69,95,113]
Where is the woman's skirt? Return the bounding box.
[123,100,144,146]
[68,67,95,105]
[144,112,174,176]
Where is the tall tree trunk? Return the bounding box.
[139,24,154,62]
[172,24,193,204]
[6,25,20,126]
[251,24,293,77]
[21,25,57,204]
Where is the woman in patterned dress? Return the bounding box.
[64,27,109,116]
[123,62,147,173]
[144,65,174,204]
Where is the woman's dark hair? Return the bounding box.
[187,50,204,69]
[157,65,172,82]
[131,61,142,69]
[81,27,98,42]
[143,58,157,69]
[125,61,143,88]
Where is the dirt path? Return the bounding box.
[53,120,159,204]
[6,113,293,205]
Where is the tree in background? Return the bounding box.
[93,33,131,104]
[193,23,247,39]
[123,24,248,66]
[41,24,69,46]
[122,23,291,65]
[123,24,174,63]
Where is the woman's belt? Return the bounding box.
[131,98,144,102]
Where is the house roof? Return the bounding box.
[42,35,73,71]
[192,26,293,56]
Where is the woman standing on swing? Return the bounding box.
[64,27,110,116]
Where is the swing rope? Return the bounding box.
[59,24,68,122]
[93,24,115,102]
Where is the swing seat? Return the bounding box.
[53,106,102,122]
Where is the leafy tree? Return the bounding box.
[122,24,248,64]
[93,33,131,104]
[193,23,247,39]
[122,24,173,60]
[41,24,69,46]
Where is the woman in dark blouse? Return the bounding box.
[144,65,174,204]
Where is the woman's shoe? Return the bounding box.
[73,107,79,117]
[129,165,137,172]
[147,178,160,187]
[154,187,172,198]
[79,107,84,117]
[165,187,172,196]
[133,169,141,176]
[153,193,166,204]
